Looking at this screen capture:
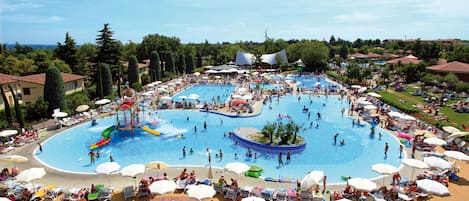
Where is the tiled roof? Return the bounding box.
[0,73,20,85]
[427,61,469,74]
[15,73,85,84]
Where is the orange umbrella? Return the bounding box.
[232,99,247,105]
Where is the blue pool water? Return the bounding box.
[172,85,236,103]
[36,93,403,182]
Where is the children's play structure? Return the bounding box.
[90,87,161,150]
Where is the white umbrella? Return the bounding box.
[237,87,247,92]
[447,131,469,139]
[178,96,188,99]
[2,155,28,168]
[371,164,398,175]
[442,126,460,134]
[95,99,111,105]
[364,105,377,110]
[400,115,416,121]
[206,70,218,74]
[372,163,398,187]
[335,199,352,201]
[161,96,172,100]
[194,72,200,76]
[224,162,250,175]
[301,171,324,190]
[186,184,216,200]
[121,164,146,187]
[358,101,372,105]
[75,105,90,112]
[96,162,120,186]
[423,156,452,170]
[142,91,154,96]
[0,198,12,201]
[423,137,447,146]
[157,88,169,93]
[358,87,367,93]
[351,85,362,89]
[387,111,402,118]
[214,75,222,79]
[347,178,377,192]
[402,159,429,179]
[149,180,176,195]
[0,130,18,137]
[242,197,265,201]
[314,82,321,86]
[232,95,242,99]
[444,151,469,161]
[242,94,253,100]
[16,167,46,192]
[52,112,68,118]
[202,76,209,80]
[367,92,382,98]
[416,179,450,196]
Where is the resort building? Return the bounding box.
[15,73,85,104]
[426,61,469,81]
[386,55,422,65]
[235,50,288,68]
[0,73,22,110]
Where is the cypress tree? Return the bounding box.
[127,55,139,86]
[185,54,195,74]
[95,24,121,96]
[149,51,161,81]
[101,63,113,96]
[8,85,24,128]
[0,86,13,126]
[196,54,203,67]
[177,54,186,75]
[165,52,175,73]
[96,64,104,98]
[44,67,67,116]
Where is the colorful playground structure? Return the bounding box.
[90,87,162,150]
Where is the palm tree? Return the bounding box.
[291,122,305,144]
[261,122,275,144]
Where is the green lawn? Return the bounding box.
[378,90,468,129]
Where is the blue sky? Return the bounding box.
[1,0,468,45]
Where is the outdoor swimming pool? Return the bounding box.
[172,85,236,103]
[36,92,403,183]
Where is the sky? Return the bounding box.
[1,0,468,45]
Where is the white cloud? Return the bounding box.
[3,14,64,23]
[335,12,379,23]
[1,2,41,11]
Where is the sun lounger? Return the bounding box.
[261,188,275,201]
[175,178,187,190]
[61,191,72,201]
[98,187,112,201]
[276,191,288,201]
[300,191,311,201]
[123,186,135,200]
[224,188,238,201]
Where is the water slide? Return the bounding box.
[90,126,115,150]
[141,125,160,136]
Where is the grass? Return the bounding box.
[377,89,468,129]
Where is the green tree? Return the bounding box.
[127,55,139,86]
[185,54,195,74]
[101,63,113,96]
[149,51,161,81]
[196,54,203,67]
[55,32,79,74]
[95,63,103,98]
[121,41,138,61]
[261,122,276,144]
[339,43,348,59]
[95,24,121,96]
[177,54,186,75]
[165,52,175,73]
[0,86,13,126]
[44,67,67,116]
[346,65,361,83]
[48,59,71,73]
[287,40,328,72]
[8,85,24,128]
[25,97,48,121]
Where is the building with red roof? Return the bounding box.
[426,61,469,81]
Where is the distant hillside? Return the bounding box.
[6,44,57,49]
